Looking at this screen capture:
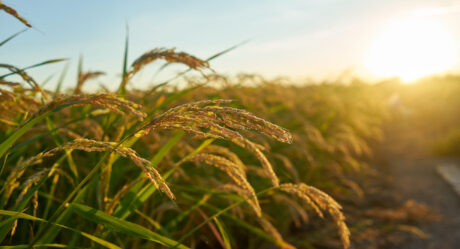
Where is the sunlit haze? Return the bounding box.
[1,0,460,87]
[3,2,460,248]
[365,16,458,82]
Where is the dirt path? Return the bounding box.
[374,121,460,249]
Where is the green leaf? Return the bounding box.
[45,117,78,179]
[0,210,121,249]
[0,243,73,249]
[133,209,162,231]
[0,154,68,242]
[0,113,49,159]
[153,38,245,79]
[182,193,278,244]
[164,194,211,231]
[206,40,248,61]
[0,177,47,241]
[67,203,189,249]
[147,41,247,90]
[150,131,185,166]
[118,23,129,95]
[0,99,95,160]
[112,131,184,218]
[111,179,145,219]
[122,24,129,80]
[113,137,213,220]
[213,217,232,249]
[0,152,7,178]
[55,62,69,93]
[0,29,27,47]
[0,59,67,79]
[9,109,106,154]
[166,138,214,169]
[142,79,203,108]
[173,187,276,249]
[76,54,83,86]
[38,185,90,244]
[0,210,41,221]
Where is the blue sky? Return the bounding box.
[1,0,460,89]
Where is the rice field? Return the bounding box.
[1,3,460,249]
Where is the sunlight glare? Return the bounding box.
[365,17,457,82]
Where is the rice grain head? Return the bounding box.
[16,138,175,200]
[279,183,350,249]
[119,47,211,91]
[29,93,146,122]
[0,1,32,27]
[75,71,105,94]
[186,153,261,217]
[143,99,293,186]
[131,48,210,75]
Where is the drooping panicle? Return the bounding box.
[142,99,294,186]
[280,183,350,249]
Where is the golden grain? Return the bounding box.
[29,93,146,121]
[186,153,261,217]
[75,71,105,94]
[143,99,292,186]
[279,183,350,249]
[0,1,31,27]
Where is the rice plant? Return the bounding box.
[0,4,403,249]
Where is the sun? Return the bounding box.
[365,17,457,82]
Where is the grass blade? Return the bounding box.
[55,62,69,93]
[164,194,211,231]
[206,40,248,61]
[67,203,189,249]
[146,40,247,91]
[112,131,184,219]
[76,54,83,86]
[0,243,72,249]
[0,29,27,47]
[172,186,275,249]
[181,192,282,246]
[0,154,67,242]
[0,59,67,79]
[37,185,89,244]
[213,217,232,249]
[118,23,129,95]
[0,100,83,159]
[150,131,185,167]
[113,137,213,219]
[0,210,121,249]
[45,117,78,179]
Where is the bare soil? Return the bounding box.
[370,119,460,249]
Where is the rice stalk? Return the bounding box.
[273,195,309,227]
[75,71,105,94]
[143,99,293,186]
[119,48,210,92]
[257,217,296,249]
[186,153,261,217]
[12,138,175,200]
[204,145,246,175]
[0,1,31,27]
[15,168,49,210]
[0,63,49,100]
[279,183,350,249]
[29,93,146,122]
